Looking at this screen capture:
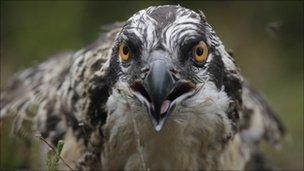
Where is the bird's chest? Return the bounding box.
[101,93,227,170]
[101,109,204,170]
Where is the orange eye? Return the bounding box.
[193,41,208,63]
[119,43,130,62]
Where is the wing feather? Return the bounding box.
[240,82,285,146]
[1,52,74,142]
[0,27,120,146]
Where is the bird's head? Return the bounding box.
[109,5,242,131]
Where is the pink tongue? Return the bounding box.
[160,100,171,115]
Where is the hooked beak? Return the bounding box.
[131,60,195,131]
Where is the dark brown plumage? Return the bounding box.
[0,5,285,170]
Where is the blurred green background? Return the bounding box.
[0,1,303,170]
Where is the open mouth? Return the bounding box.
[131,81,195,130]
[129,59,196,131]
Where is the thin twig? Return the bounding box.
[36,135,74,171]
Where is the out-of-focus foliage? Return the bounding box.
[45,140,64,171]
[0,1,303,170]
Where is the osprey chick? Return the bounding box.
[0,5,285,170]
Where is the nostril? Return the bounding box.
[140,67,150,79]
[170,68,179,75]
[141,67,150,73]
[170,68,181,81]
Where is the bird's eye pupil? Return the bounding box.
[123,46,129,55]
[192,41,208,64]
[196,47,204,56]
[118,44,130,62]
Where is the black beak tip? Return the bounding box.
[155,123,164,132]
[149,111,168,132]
[130,60,195,132]
[148,103,176,132]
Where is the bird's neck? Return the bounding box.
[102,88,248,170]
